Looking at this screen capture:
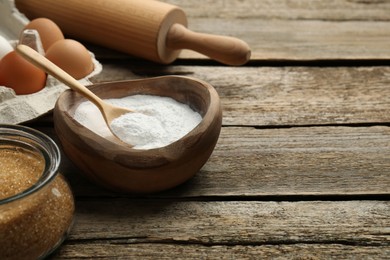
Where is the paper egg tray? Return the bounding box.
[0,0,102,124]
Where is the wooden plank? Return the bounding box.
[170,0,390,61]
[62,200,390,245]
[53,243,390,259]
[92,65,390,126]
[87,1,390,61]
[179,19,390,61]
[177,126,390,197]
[165,0,390,21]
[36,125,389,197]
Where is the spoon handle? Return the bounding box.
[166,24,251,66]
[16,44,106,112]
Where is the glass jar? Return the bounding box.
[0,124,74,260]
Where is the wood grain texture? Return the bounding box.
[52,243,390,259]
[165,0,390,21]
[70,200,388,245]
[178,126,390,197]
[92,65,390,126]
[179,19,390,61]
[36,125,390,198]
[169,0,390,61]
[49,200,390,258]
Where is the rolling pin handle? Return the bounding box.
[166,24,251,66]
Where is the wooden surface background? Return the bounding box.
[25,0,390,258]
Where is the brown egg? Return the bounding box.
[0,51,47,95]
[45,39,94,79]
[22,18,64,51]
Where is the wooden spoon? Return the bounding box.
[16,44,133,139]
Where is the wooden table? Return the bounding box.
[27,0,390,258]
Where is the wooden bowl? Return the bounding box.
[53,76,222,193]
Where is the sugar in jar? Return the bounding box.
[0,124,74,259]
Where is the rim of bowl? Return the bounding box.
[56,75,221,156]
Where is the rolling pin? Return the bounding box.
[15,0,251,65]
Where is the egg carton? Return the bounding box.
[0,0,102,124]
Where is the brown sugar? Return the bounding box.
[0,144,74,259]
[0,146,44,199]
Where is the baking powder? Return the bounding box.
[73,94,202,149]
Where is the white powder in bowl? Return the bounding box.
[73,95,202,149]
